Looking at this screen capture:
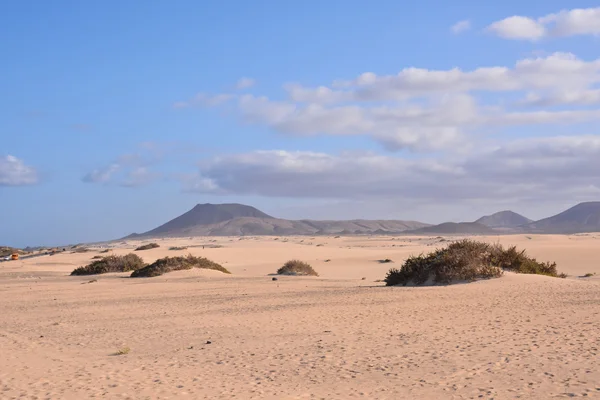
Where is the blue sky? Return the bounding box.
[2,1,600,247]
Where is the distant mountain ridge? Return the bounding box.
[524,202,600,233]
[124,201,600,239]
[475,211,532,228]
[407,222,497,235]
[126,203,430,238]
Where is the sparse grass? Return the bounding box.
[169,246,188,251]
[113,347,130,356]
[277,260,319,276]
[71,254,146,276]
[130,254,230,278]
[71,247,91,253]
[135,243,160,251]
[384,239,563,286]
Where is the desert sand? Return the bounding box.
[1,234,600,399]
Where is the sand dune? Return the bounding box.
[1,234,600,399]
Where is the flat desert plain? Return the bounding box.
[1,234,600,399]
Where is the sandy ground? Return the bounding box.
[1,234,600,399]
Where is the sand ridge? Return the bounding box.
[1,234,600,399]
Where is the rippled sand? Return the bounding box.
[1,234,599,399]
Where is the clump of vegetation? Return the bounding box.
[113,347,130,356]
[100,249,111,253]
[130,255,230,278]
[583,273,596,278]
[91,255,103,259]
[169,246,188,251]
[384,239,563,286]
[71,254,146,276]
[135,243,160,251]
[379,258,393,263]
[277,260,319,276]
[71,247,91,253]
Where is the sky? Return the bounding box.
[2,1,600,247]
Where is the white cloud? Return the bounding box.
[82,163,120,184]
[451,20,471,34]
[83,152,160,187]
[520,89,600,107]
[235,77,256,90]
[120,167,161,187]
[177,53,600,152]
[488,7,600,40]
[0,155,38,186]
[313,53,600,102]
[487,16,545,40]
[184,136,600,204]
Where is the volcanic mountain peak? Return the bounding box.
[525,202,600,233]
[475,210,532,228]
[141,203,274,236]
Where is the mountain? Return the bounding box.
[136,203,275,237]
[407,222,498,235]
[475,211,532,228]
[525,202,600,233]
[126,204,430,238]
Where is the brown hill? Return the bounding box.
[525,202,600,233]
[407,222,498,235]
[475,211,532,228]
[126,204,430,238]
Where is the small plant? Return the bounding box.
[379,259,393,263]
[91,255,103,259]
[169,246,188,251]
[100,249,111,253]
[384,240,563,286]
[71,254,146,275]
[113,347,130,356]
[277,260,319,276]
[583,273,595,278]
[131,254,230,277]
[135,243,160,251]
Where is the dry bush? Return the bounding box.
[113,347,130,355]
[130,255,230,277]
[71,254,146,275]
[135,243,160,251]
[385,239,562,286]
[169,246,188,251]
[277,260,319,276]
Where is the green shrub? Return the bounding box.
[131,254,230,277]
[168,246,188,251]
[71,254,146,275]
[135,243,160,251]
[385,240,562,286]
[277,260,319,276]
